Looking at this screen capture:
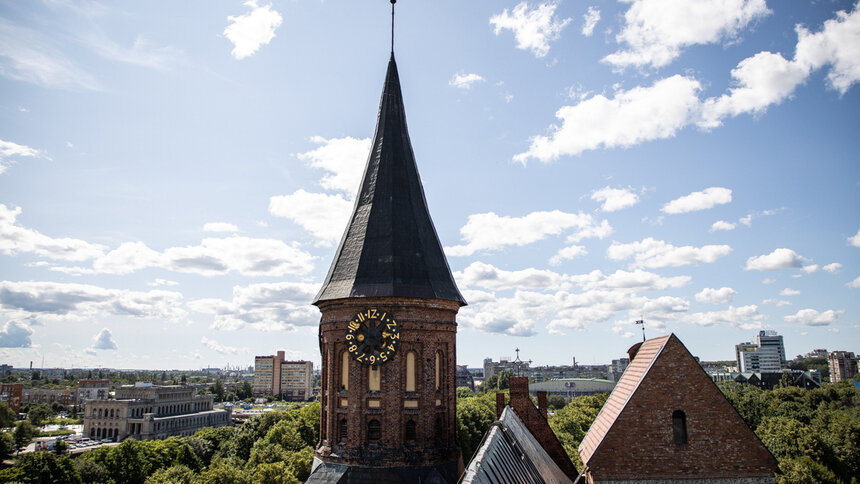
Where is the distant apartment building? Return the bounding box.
[24,388,75,406]
[0,364,12,378]
[253,351,313,400]
[828,351,858,383]
[804,348,828,359]
[735,330,786,373]
[83,383,230,441]
[456,365,475,391]
[483,356,609,382]
[0,383,23,412]
[611,358,629,379]
[77,379,109,409]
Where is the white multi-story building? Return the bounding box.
[735,330,786,373]
[828,351,857,383]
[253,351,313,400]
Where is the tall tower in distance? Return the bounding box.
[306,4,466,482]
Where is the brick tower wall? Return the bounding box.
[316,297,461,468]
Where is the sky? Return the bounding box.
[0,0,858,371]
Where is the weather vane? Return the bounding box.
[635,318,646,342]
[513,347,532,377]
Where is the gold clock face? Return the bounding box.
[345,308,400,366]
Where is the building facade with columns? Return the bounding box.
[83,383,230,441]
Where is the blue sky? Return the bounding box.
[0,0,858,370]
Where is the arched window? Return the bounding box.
[405,420,417,441]
[406,352,416,392]
[673,410,687,444]
[369,365,381,391]
[341,351,349,390]
[339,418,348,442]
[368,419,381,441]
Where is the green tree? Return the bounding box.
[145,464,196,484]
[0,401,16,428]
[210,379,226,403]
[456,393,497,461]
[456,386,475,399]
[251,461,301,484]
[546,394,566,410]
[27,403,53,426]
[196,457,252,484]
[10,451,82,484]
[0,431,16,460]
[13,420,37,454]
[73,456,110,484]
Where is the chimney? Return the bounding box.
[537,391,548,419]
[627,342,643,362]
[495,393,506,418]
[277,350,285,362]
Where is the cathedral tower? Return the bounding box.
[306,40,466,483]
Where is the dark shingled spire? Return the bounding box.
[313,54,466,306]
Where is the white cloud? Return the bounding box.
[490,2,572,58]
[203,222,238,233]
[0,320,33,348]
[847,276,860,288]
[711,220,736,232]
[89,328,117,350]
[0,281,187,321]
[822,262,842,273]
[685,305,763,329]
[549,245,587,266]
[148,279,178,287]
[514,75,702,163]
[849,228,860,247]
[449,73,485,89]
[662,187,732,214]
[603,0,771,69]
[446,210,611,256]
[607,237,732,269]
[762,299,791,307]
[801,264,819,274]
[456,262,566,292]
[795,5,860,94]
[0,204,107,262]
[201,336,244,355]
[739,209,777,227]
[744,248,806,271]
[591,186,639,212]
[0,18,101,90]
[570,269,691,291]
[784,308,844,326]
[0,139,47,175]
[190,282,319,332]
[779,288,800,296]
[296,136,371,195]
[93,237,314,277]
[269,190,352,246]
[700,51,810,128]
[223,1,283,60]
[581,6,601,37]
[695,287,737,304]
[516,6,860,161]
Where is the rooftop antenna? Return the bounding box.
[635,318,646,342]
[390,0,396,53]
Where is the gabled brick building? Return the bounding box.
[578,334,779,483]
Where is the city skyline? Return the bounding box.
[1,1,859,370]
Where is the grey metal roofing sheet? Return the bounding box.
[461,406,574,484]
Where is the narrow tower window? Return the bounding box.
[406,351,416,392]
[405,420,417,441]
[435,350,442,390]
[673,410,687,444]
[369,365,381,391]
[339,418,347,442]
[368,419,381,441]
[341,351,349,391]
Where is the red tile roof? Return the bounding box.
[578,335,670,464]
